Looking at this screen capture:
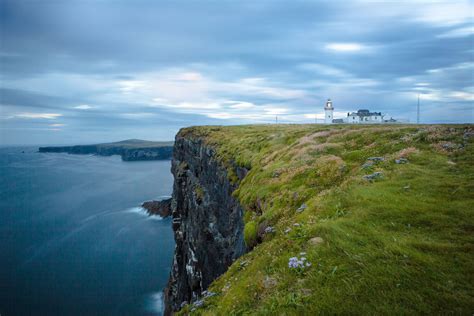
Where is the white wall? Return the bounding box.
[346,115,383,124]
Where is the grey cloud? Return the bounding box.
[1,0,472,144]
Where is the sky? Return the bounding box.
[1,0,473,145]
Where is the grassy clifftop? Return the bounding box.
[179,124,473,315]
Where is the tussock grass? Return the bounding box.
[177,124,474,315]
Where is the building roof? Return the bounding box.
[348,109,382,117]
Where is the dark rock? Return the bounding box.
[202,290,216,298]
[296,203,307,213]
[172,218,181,231]
[395,158,409,164]
[164,133,247,314]
[193,299,204,308]
[363,172,383,181]
[463,130,474,140]
[235,166,249,181]
[264,226,276,234]
[257,220,270,241]
[362,161,374,169]
[141,198,172,218]
[367,157,385,162]
[441,142,462,151]
[122,146,173,161]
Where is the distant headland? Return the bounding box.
[38,139,174,161]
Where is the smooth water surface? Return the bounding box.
[0,147,175,315]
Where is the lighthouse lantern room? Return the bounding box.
[324,99,334,124]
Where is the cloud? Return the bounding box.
[353,0,473,27]
[1,0,473,144]
[118,80,148,93]
[437,26,474,38]
[325,43,368,53]
[176,72,204,81]
[264,107,289,115]
[297,63,350,77]
[227,101,256,109]
[449,91,474,101]
[119,112,156,119]
[412,1,473,26]
[74,104,93,110]
[13,113,63,119]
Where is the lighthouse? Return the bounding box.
[324,99,334,124]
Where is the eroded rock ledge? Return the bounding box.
[164,132,247,314]
[142,198,172,218]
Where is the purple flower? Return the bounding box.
[288,255,312,270]
[288,257,299,268]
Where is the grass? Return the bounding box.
[177,124,474,315]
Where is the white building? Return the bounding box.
[322,99,390,124]
[324,99,334,124]
[346,109,383,124]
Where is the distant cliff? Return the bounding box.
[38,139,173,161]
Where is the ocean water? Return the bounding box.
[0,146,175,315]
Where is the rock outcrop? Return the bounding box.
[142,198,172,218]
[164,131,247,314]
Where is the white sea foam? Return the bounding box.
[155,195,172,200]
[125,206,163,221]
[144,291,164,315]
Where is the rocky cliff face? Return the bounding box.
[121,146,173,161]
[165,132,247,314]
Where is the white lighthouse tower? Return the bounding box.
[324,98,334,124]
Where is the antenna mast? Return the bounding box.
[417,94,420,124]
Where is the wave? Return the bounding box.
[154,195,172,201]
[125,206,164,221]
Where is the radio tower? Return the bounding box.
[417,94,420,124]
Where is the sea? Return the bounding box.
[0,146,175,315]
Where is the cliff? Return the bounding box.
[165,124,474,315]
[38,139,173,161]
[165,132,247,313]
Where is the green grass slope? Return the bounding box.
[178,124,473,315]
